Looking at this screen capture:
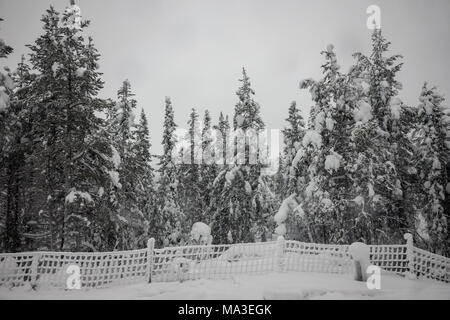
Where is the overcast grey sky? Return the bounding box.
[1,0,449,155]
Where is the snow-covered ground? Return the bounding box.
[0,272,448,300]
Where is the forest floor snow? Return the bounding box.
[0,271,449,300]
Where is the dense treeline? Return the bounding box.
[0,4,448,255]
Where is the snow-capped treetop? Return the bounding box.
[63,1,82,31]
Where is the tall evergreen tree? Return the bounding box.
[133,108,155,247]
[200,109,218,223]
[22,4,117,251]
[281,101,305,198]
[156,97,184,246]
[211,68,274,243]
[411,83,449,255]
[178,108,202,226]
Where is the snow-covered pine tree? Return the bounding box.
[156,97,185,246]
[23,4,118,251]
[411,83,449,255]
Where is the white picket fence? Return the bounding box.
[0,234,448,289]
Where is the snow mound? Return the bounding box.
[348,242,370,261]
[190,222,212,245]
[348,242,371,281]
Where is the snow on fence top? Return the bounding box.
[0,235,448,290]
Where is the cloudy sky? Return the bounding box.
[1,0,449,155]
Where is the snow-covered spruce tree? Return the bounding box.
[213,112,231,167]
[156,97,185,246]
[178,108,202,226]
[0,21,21,252]
[200,109,218,223]
[411,83,449,255]
[107,80,145,249]
[348,28,407,244]
[0,19,13,59]
[133,108,156,247]
[0,55,47,252]
[281,101,306,198]
[292,44,356,244]
[211,68,275,243]
[24,4,118,251]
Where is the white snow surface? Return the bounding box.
[1,272,448,300]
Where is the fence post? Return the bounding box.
[147,238,155,283]
[29,253,41,289]
[275,236,286,273]
[403,233,415,279]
